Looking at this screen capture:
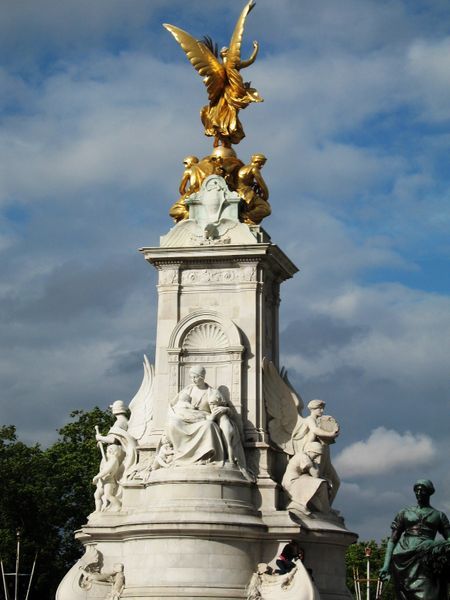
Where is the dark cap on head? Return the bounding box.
[413,479,435,495]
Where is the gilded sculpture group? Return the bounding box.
[164,1,271,226]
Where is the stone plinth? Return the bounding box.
[56,177,356,600]
[140,240,298,447]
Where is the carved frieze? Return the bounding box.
[181,267,257,284]
[158,269,178,285]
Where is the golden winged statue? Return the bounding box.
[164,0,263,148]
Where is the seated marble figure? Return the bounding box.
[166,365,246,469]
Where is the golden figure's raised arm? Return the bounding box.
[238,41,259,70]
[163,23,226,104]
[227,0,256,67]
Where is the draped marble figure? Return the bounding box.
[166,365,246,468]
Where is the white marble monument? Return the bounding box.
[56,172,356,600]
[56,3,357,598]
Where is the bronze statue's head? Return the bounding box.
[183,155,199,167]
[251,153,266,166]
[413,479,435,496]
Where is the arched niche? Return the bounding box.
[167,310,245,416]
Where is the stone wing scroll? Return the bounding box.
[127,355,154,441]
[262,358,304,456]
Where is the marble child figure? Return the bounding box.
[80,563,125,600]
[380,480,450,599]
[152,434,175,470]
[93,444,123,512]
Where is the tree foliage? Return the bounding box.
[346,539,395,599]
[0,408,113,600]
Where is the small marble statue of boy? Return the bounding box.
[93,444,123,512]
[152,434,175,470]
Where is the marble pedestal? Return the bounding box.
[57,465,354,599]
[56,178,357,600]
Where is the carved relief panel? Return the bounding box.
[167,311,245,416]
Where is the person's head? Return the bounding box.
[177,391,191,405]
[110,400,128,416]
[189,365,206,385]
[251,153,266,168]
[307,399,325,416]
[209,389,225,407]
[220,46,229,58]
[414,480,434,505]
[183,155,198,168]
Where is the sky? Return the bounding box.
[0,0,449,541]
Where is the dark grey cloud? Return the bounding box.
[280,315,368,358]
[1,257,141,323]
[106,348,154,377]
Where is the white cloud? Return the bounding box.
[407,37,450,121]
[335,427,436,477]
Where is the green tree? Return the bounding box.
[0,407,113,600]
[0,425,56,600]
[45,407,114,574]
[346,539,395,599]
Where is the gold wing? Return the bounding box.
[227,0,256,67]
[164,23,226,104]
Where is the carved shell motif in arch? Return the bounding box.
[183,322,229,350]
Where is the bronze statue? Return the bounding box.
[164,0,262,148]
[170,156,202,222]
[380,480,450,599]
[237,153,271,225]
